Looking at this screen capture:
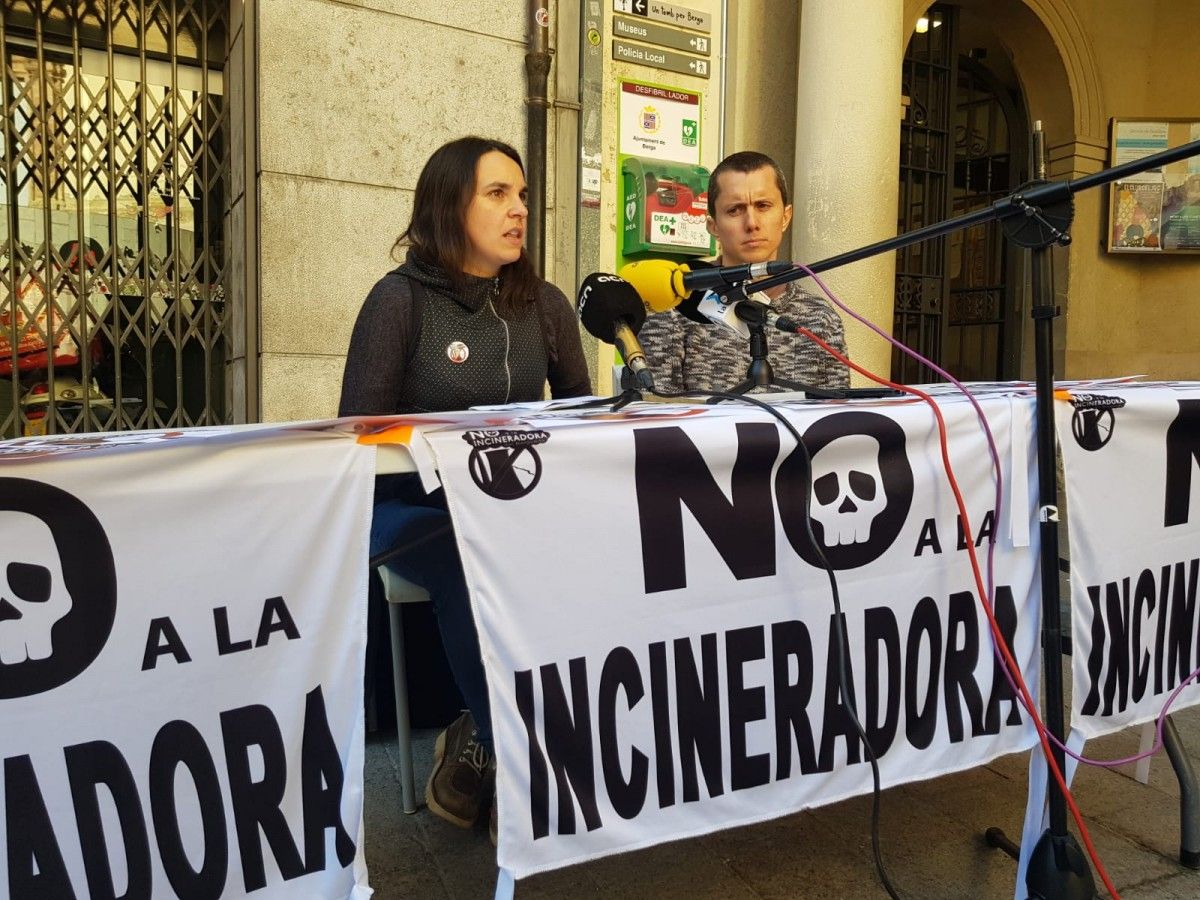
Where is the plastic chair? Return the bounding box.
[377,564,431,814]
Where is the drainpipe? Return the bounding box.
[525,0,552,275]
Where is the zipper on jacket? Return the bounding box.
[488,278,511,402]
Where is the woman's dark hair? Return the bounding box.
[394,136,540,314]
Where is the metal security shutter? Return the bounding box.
[1,1,230,436]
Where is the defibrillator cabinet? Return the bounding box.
[620,156,715,257]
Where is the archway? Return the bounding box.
[896,0,1104,381]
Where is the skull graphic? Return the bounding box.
[0,511,74,664]
[810,435,887,547]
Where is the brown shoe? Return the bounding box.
[425,711,492,828]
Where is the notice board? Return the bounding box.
[1107,117,1200,253]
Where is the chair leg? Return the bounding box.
[1134,721,1155,784]
[1163,715,1200,868]
[388,602,418,814]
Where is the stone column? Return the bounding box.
[793,0,903,383]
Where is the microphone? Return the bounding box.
[694,290,753,338]
[618,258,692,312]
[577,273,655,392]
[692,290,801,337]
[620,258,711,323]
[619,258,795,308]
[735,302,800,334]
[684,259,795,291]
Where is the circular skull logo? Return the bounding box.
[0,478,116,698]
[777,411,914,570]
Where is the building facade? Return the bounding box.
[1,0,1196,435]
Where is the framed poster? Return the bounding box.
[1107,117,1200,253]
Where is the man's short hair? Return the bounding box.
[707,151,790,217]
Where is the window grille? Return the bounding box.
[1,1,230,436]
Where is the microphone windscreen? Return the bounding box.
[618,259,686,313]
[577,273,647,344]
[672,258,716,323]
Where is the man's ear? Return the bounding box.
[706,215,718,237]
[781,203,794,233]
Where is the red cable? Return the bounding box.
[792,327,1120,900]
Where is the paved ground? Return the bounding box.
[360,707,1200,899]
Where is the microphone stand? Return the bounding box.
[567,388,642,412]
[715,285,845,400]
[712,136,1200,900]
[565,367,648,412]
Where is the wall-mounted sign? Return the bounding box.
[614,0,711,33]
[613,15,709,54]
[612,39,710,78]
[646,1,711,33]
[618,80,701,164]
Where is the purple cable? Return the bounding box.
[794,262,1200,768]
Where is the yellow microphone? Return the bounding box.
[620,257,796,313]
[618,259,692,313]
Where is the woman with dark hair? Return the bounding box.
[339,136,591,840]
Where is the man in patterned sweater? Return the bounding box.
[637,151,850,394]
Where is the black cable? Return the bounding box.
[648,387,904,900]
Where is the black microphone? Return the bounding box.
[733,301,800,333]
[680,259,795,292]
[577,273,655,391]
[683,288,802,337]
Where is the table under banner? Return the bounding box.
[410,387,1046,878]
[0,423,376,899]
[1056,382,1200,739]
[4,379,1192,893]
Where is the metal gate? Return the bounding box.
[1,1,229,437]
[895,6,1026,383]
[945,55,1024,382]
[894,6,956,384]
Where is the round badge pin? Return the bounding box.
[447,341,470,364]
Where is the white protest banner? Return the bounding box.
[0,425,375,898]
[425,394,1043,877]
[1057,383,1200,738]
